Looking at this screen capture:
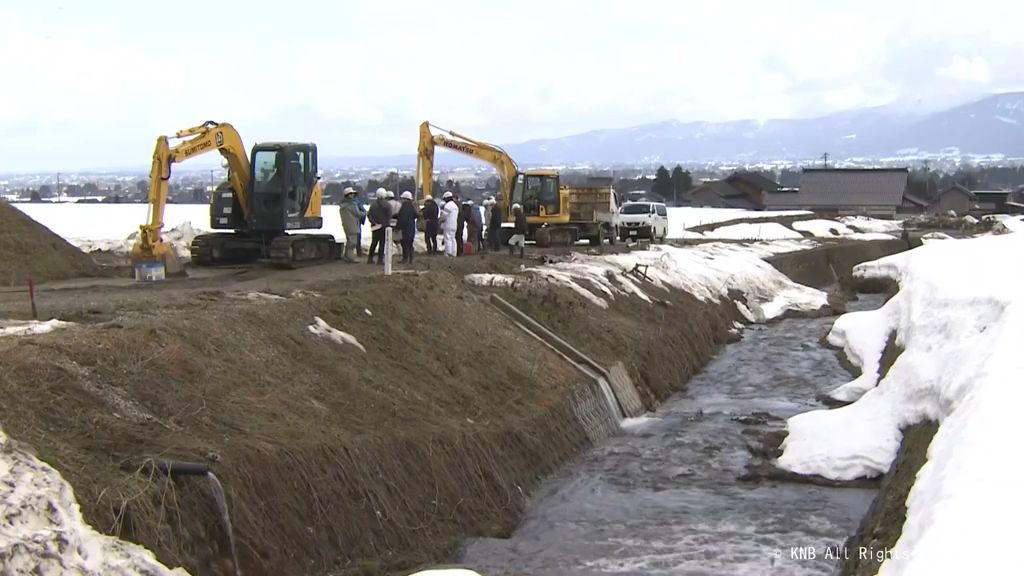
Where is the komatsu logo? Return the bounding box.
[441,141,475,155]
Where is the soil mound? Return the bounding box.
[0,202,100,286]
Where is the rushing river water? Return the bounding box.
[460,294,885,576]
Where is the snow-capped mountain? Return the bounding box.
[322,92,1024,168]
[501,92,1024,165]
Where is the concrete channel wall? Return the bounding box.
[490,294,646,441]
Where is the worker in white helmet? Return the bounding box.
[509,202,527,258]
[366,188,392,264]
[438,190,460,257]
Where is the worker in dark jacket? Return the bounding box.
[509,203,527,258]
[466,200,483,254]
[422,194,439,254]
[455,196,468,256]
[488,199,503,251]
[396,191,418,263]
[366,188,392,265]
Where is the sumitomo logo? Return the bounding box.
[214,131,224,147]
[441,141,475,155]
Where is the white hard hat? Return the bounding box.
[343,187,356,195]
[467,199,474,205]
[401,191,413,200]
[512,203,522,210]
[376,188,388,199]
[386,190,395,199]
[443,191,453,199]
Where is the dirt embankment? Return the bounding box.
[840,421,938,576]
[0,202,102,286]
[765,239,909,291]
[0,259,736,575]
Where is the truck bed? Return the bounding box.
[568,187,614,222]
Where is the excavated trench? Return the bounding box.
[459,294,887,576]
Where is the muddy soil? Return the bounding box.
[0,201,103,286]
[0,247,735,575]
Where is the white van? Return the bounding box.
[618,201,668,242]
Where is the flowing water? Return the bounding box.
[460,295,885,575]
[208,471,241,576]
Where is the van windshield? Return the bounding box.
[620,203,652,215]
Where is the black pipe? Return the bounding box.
[154,460,210,477]
[122,458,211,477]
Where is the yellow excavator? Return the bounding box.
[416,121,619,246]
[129,121,338,272]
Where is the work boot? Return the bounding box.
[367,256,375,264]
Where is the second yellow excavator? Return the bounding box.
[416,121,620,246]
[129,121,339,272]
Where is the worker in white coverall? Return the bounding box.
[438,190,460,257]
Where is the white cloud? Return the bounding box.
[936,55,992,84]
[2,0,1024,171]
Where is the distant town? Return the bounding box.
[3,154,1024,220]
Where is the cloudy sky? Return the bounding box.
[2,0,1023,172]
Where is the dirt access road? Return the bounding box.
[0,243,636,322]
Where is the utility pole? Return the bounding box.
[56,172,61,201]
[821,152,830,168]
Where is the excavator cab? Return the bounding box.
[512,170,563,219]
[248,143,322,231]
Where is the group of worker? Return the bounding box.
[338,187,528,265]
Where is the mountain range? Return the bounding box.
[323,92,1024,168]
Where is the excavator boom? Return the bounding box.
[416,121,520,220]
[130,121,249,271]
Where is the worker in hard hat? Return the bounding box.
[422,192,440,254]
[366,188,392,265]
[397,190,418,264]
[339,186,363,263]
[438,190,459,257]
[509,203,527,258]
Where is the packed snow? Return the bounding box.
[776,232,1024,575]
[837,215,903,234]
[0,319,73,338]
[308,316,366,352]
[464,273,520,288]
[702,222,805,241]
[666,207,811,238]
[791,219,855,237]
[0,426,189,575]
[478,243,829,322]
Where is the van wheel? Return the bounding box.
[609,227,617,245]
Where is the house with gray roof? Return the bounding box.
[764,168,911,219]
[690,171,779,210]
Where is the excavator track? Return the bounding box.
[269,234,340,269]
[190,233,263,266]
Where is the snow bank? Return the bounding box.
[837,215,903,234]
[920,232,954,244]
[777,232,1024,575]
[667,207,811,238]
[483,243,828,322]
[308,316,366,352]
[464,273,519,288]
[0,319,73,337]
[848,232,898,241]
[791,219,855,237]
[0,427,189,575]
[702,222,804,241]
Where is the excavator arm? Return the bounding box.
[130,121,250,267]
[416,121,520,219]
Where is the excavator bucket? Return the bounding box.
[129,243,186,281]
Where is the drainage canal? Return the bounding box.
[460,294,885,575]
